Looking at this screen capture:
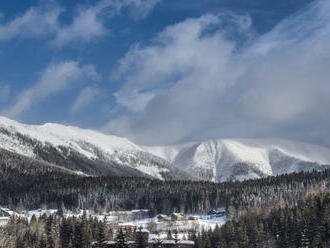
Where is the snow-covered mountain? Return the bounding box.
[1,116,330,182]
[144,139,330,182]
[0,116,191,181]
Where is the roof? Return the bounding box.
[178,240,195,245]
[161,240,176,244]
[131,209,149,213]
[171,213,184,216]
[103,241,116,245]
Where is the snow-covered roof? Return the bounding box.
[131,209,149,213]
[178,240,195,245]
[161,240,176,244]
[103,241,116,245]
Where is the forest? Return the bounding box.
[194,193,330,247]
[1,148,330,247]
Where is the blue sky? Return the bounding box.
[1,0,330,146]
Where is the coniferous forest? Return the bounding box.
[1,149,330,247]
[1,192,330,247]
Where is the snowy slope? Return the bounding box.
[0,116,190,180]
[0,116,140,159]
[144,139,330,182]
[1,116,330,182]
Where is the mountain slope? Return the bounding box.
[1,116,330,183]
[0,116,191,181]
[144,139,330,182]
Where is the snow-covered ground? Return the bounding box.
[118,214,226,233]
[17,208,226,235]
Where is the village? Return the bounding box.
[0,207,226,247]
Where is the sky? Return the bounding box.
[1,0,330,146]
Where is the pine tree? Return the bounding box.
[135,227,148,248]
[46,215,55,248]
[97,221,106,243]
[60,218,72,248]
[167,229,172,240]
[115,228,127,248]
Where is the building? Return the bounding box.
[177,240,195,248]
[170,213,185,221]
[91,239,195,248]
[131,209,149,220]
[207,208,226,218]
[188,216,199,221]
[157,214,170,222]
[135,228,149,243]
[108,209,150,222]
[0,216,10,226]
[0,208,11,226]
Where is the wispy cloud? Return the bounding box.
[0,0,161,47]
[105,0,330,146]
[70,86,100,114]
[0,2,62,41]
[2,61,99,118]
[0,84,10,103]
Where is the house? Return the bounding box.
[188,215,199,221]
[157,214,170,222]
[177,240,195,248]
[170,213,185,221]
[0,208,11,226]
[158,240,176,247]
[135,228,149,243]
[207,208,226,217]
[131,209,149,220]
[0,217,10,226]
[90,239,195,248]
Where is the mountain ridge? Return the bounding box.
[1,116,330,182]
[143,138,330,182]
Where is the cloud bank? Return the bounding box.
[105,0,330,146]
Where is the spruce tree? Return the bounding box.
[115,228,127,248]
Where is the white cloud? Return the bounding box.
[51,0,161,47]
[0,0,160,46]
[3,61,99,118]
[111,14,248,112]
[105,0,330,146]
[0,2,62,41]
[0,84,10,103]
[70,86,100,114]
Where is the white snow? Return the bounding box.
[135,164,169,180]
[0,116,141,160]
[2,116,330,183]
[144,138,330,182]
[0,116,167,180]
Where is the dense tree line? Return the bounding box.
[2,193,330,247]
[0,212,115,248]
[193,192,330,247]
[1,148,330,218]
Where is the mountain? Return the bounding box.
[0,116,191,181]
[143,139,330,182]
[1,116,330,183]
